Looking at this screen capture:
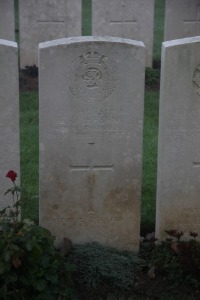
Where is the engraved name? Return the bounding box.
[46,216,133,223]
[57,108,127,137]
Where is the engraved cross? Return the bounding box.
[37,0,65,24]
[110,0,137,25]
[184,1,200,35]
[69,143,113,213]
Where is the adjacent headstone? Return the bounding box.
[39,36,145,251]
[156,36,200,240]
[19,0,82,68]
[0,0,15,41]
[0,40,20,209]
[164,0,200,41]
[92,0,154,67]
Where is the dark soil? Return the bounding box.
[133,275,200,300]
[19,67,38,92]
[74,272,200,300]
[75,276,200,299]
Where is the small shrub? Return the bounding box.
[145,67,160,89]
[0,222,75,299]
[150,230,200,288]
[150,240,182,283]
[0,170,74,300]
[23,65,38,78]
[68,242,142,298]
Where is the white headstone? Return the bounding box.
[92,0,154,67]
[164,0,200,41]
[0,0,15,41]
[156,36,200,240]
[39,36,145,251]
[19,0,82,68]
[0,40,20,209]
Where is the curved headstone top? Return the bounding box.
[163,36,200,48]
[39,36,145,251]
[39,36,145,49]
[0,39,17,48]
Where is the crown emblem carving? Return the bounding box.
[70,48,116,102]
[80,50,105,65]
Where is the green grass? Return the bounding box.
[82,0,91,35]
[20,92,39,222]
[141,91,159,232]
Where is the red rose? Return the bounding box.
[6,170,17,182]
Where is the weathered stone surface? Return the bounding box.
[0,40,20,209]
[0,0,15,41]
[92,0,154,67]
[19,0,82,68]
[39,36,145,251]
[156,36,200,240]
[164,0,200,41]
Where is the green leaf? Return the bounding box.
[3,251,11,262]
[0,208,7,216]
[0,284,7,299]
[7,272,18,283]
[4,188,13,196]
[25,240,33,251]
[33,279,47,291]
[46,273,58,284]
[14,186,21,193]
[30,244,43,259]
[0,261,6,275]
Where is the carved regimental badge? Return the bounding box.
[69,49,116,102]
[193,64,200,96]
